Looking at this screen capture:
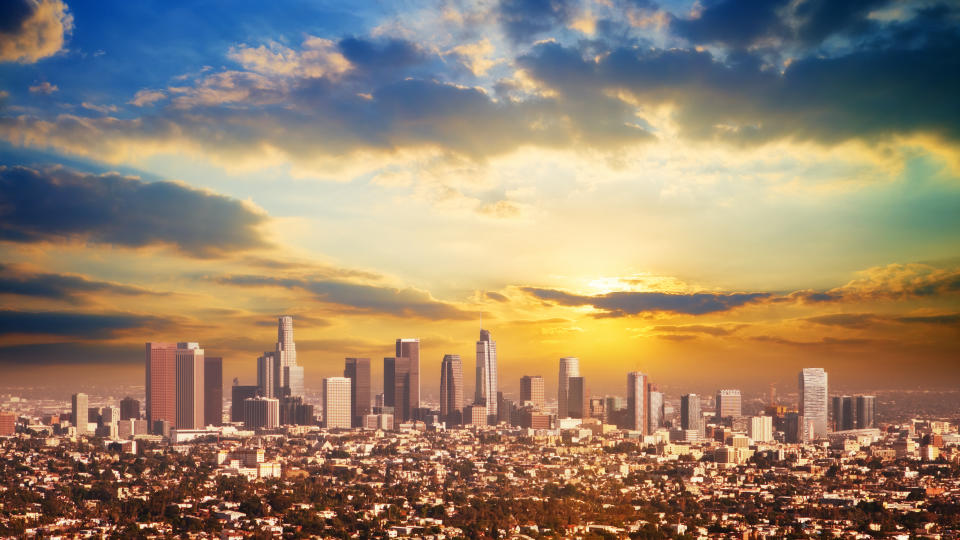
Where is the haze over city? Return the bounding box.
[1,0,958,397]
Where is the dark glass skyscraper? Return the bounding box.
[384,356,411,422]
[440,354,464,425]
[204,356,223,426]
[344,357,371,427]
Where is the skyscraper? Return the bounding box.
[119,397,140,420]
[384,357,411,422]
[680,394,703,436]
[175,342,205,430]
[716,389,742,419]
[396,338,420,415]
[750,416,774,442]
[520,375,545,410]
[440,354,464,425]
[231,383,258,422]
[146,342,177,432]
[567,376,587,419]
[257,352,276,399]
[71,392,88,435]
[799,368,828,438]
[204,356,223,427]
[856,395,877,429]
[475,330,498,421]
[627,372,648,434]
[648,386,664,433]
[243,396,279,429]
[323,377,352,429]
[558,357,579,419]
[344,358,371,428]
[832,395,855,431]
[276,316,303,397]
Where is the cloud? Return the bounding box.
[0,341,140,365]
[750,335,881,348]
[792,264,960,305]
[28,81,57,94]
[651,324,740,336]
[804,313,880,329]
[210,274,473,320]
[0,309,164,338]
[0,165,269,257]
[485,291,509,302]
[0,0,72,63]
[128,89,166,107]
[0,263,161,302]
[806,311,960,328]
[671,0,790,48]
[498,0,574,43]
[521,286,769,316]
[895,313,960,325]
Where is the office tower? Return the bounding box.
[520,375,545,410]
[119,397,140,420]
[498,392,513,425]
[567,376,587,419]
[856,395,877,429]
[396,338,421,415]
[589,398,606,421]
[680,394,703,436]
[384,357,411,422]
[175,342,205,429]
[799,368,828,438]
[100,406,120,425]
[832,395,855,431]
[716,389,742,419]
[440,354,464,425]
[145,342,177,431]
[231,384,258,422]
[279,396,315,425]
[465,404,487,426]
[0,412,16,436]
[204,356,223,427]
[285,365,304,398]
[344,358,372,428]
[750,416,774,442]
[627,372,648,434]
[257,352,276,399]
[558,357,580,419]
[71,392,89,435]
[473,330,498,422]
[648,385,664,433]
[323,377,352,429]
[783,412,808,443]
[243,396,279,429]
[277,315,298,394]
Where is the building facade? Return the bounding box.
[440,354,464,425]
[558,357,580,419]
[520,375,545,411]
[627,372,648,434]
[475,330,498,421]
[396,338,420,418]
[799,368,829,438]
[204,356,223,427]
[344,357,371,428]
[323,377,352,429]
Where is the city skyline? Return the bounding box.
[1,0,959,394]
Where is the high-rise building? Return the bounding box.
[627,372,648,434]
[520,375,545,410]
[71,392,89,435]
[475,330,498,422]
[277,315,297,393]
[856,395,877,429]
[257,352,276,399]
[680,394,703,436]
[558,357,580,419]
[231,384,258,422]
[648,385,664,433]
[567,376,587,419]
[384,357,411,422]
[243,396,279,429]
[323,377,352,429]
[750,415,773,442]
[396,339,420,416]
[440,354,464,425]
[119,397,140,420]
[832,395,855,431]
[145,342,177,432]
[279,396,315,425]
[204,356,223,427]
[799,368,828,438]
[716,389,742,419]
[344,358,371,428]
[175,342,205,430]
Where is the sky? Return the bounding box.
[0,0,958,399]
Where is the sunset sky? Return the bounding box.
[1,0,958,398]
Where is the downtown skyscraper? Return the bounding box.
[520,375,545,411]
[475,329,498,422]
[174,342,205,430]
[384,356,411,422]
[277,315,303,398]
[800,368,829,438]
[558,357,579,419]
[396,338,420,417]
[344,358,371,428]
[323,377,352,429]
[627,372,648,434]
[440,354,464,425]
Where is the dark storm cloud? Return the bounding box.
[211,274,472,320]
[0,309,164,338]
[0,263,159,301]
[792,0,891,45]
[338,37,426,70]
[519,21,960,145]
[0,0,34,34]
[498,0,574,43]
[0,341,140,365]
[671,0,790,49]
[521,287,770,316]
[0,165,269,257]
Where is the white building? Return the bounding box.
[323,377,352,429]
[800,368,829,438]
